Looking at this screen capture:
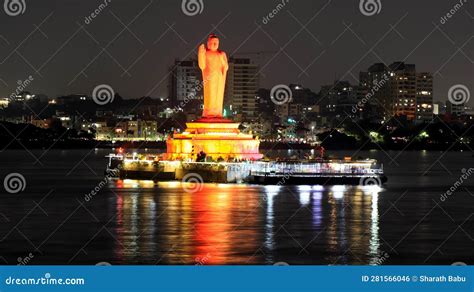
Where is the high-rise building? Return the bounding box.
[389,62,417,120]
[359,62,433,123]
[359,63,392,119]
[319,80,358,120]
[225,58,259,121]
[446,100,466,116]
[416,73,433,123]
[169,58,259,121]
[169,59,202,104]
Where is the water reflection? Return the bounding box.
[312,191,323,229]
[263,185,280,263]
[299,192,311,206]
[192,190,233,264]
[369,191,380,264]
[114,191,157,263]
[111,180,382,265]
[326,186,348,264]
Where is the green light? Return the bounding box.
[418,131,429,138]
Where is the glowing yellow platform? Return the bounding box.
[165,121,263,161]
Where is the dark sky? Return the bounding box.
[0,0,472,105]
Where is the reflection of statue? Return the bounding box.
[198,34,228,119]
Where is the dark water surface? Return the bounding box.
[0,149,473,265]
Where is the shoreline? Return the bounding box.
[0,140,473,152]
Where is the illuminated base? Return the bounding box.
[194,116,233,123]
[166,121,263,161]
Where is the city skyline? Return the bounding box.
[0,0,472,106]
[0,1,473,281]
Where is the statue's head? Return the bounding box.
[207,34,219,52]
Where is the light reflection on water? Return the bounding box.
[110,181,382,265]
[1,149,472,265]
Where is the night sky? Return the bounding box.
[0,0,472,105]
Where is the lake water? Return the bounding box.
[0,149,472,265]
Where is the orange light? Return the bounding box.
[198,35,228,118]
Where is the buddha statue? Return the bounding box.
[198,34,228,119]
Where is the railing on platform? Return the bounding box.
[111,153,384,176]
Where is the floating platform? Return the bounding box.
[106,154,387,186]
[248,174,388,185]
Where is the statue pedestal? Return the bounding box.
[165,120,263,161]
[194,117,233,123]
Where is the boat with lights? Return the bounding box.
[247,159,387,185]
[105,152,387,186]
